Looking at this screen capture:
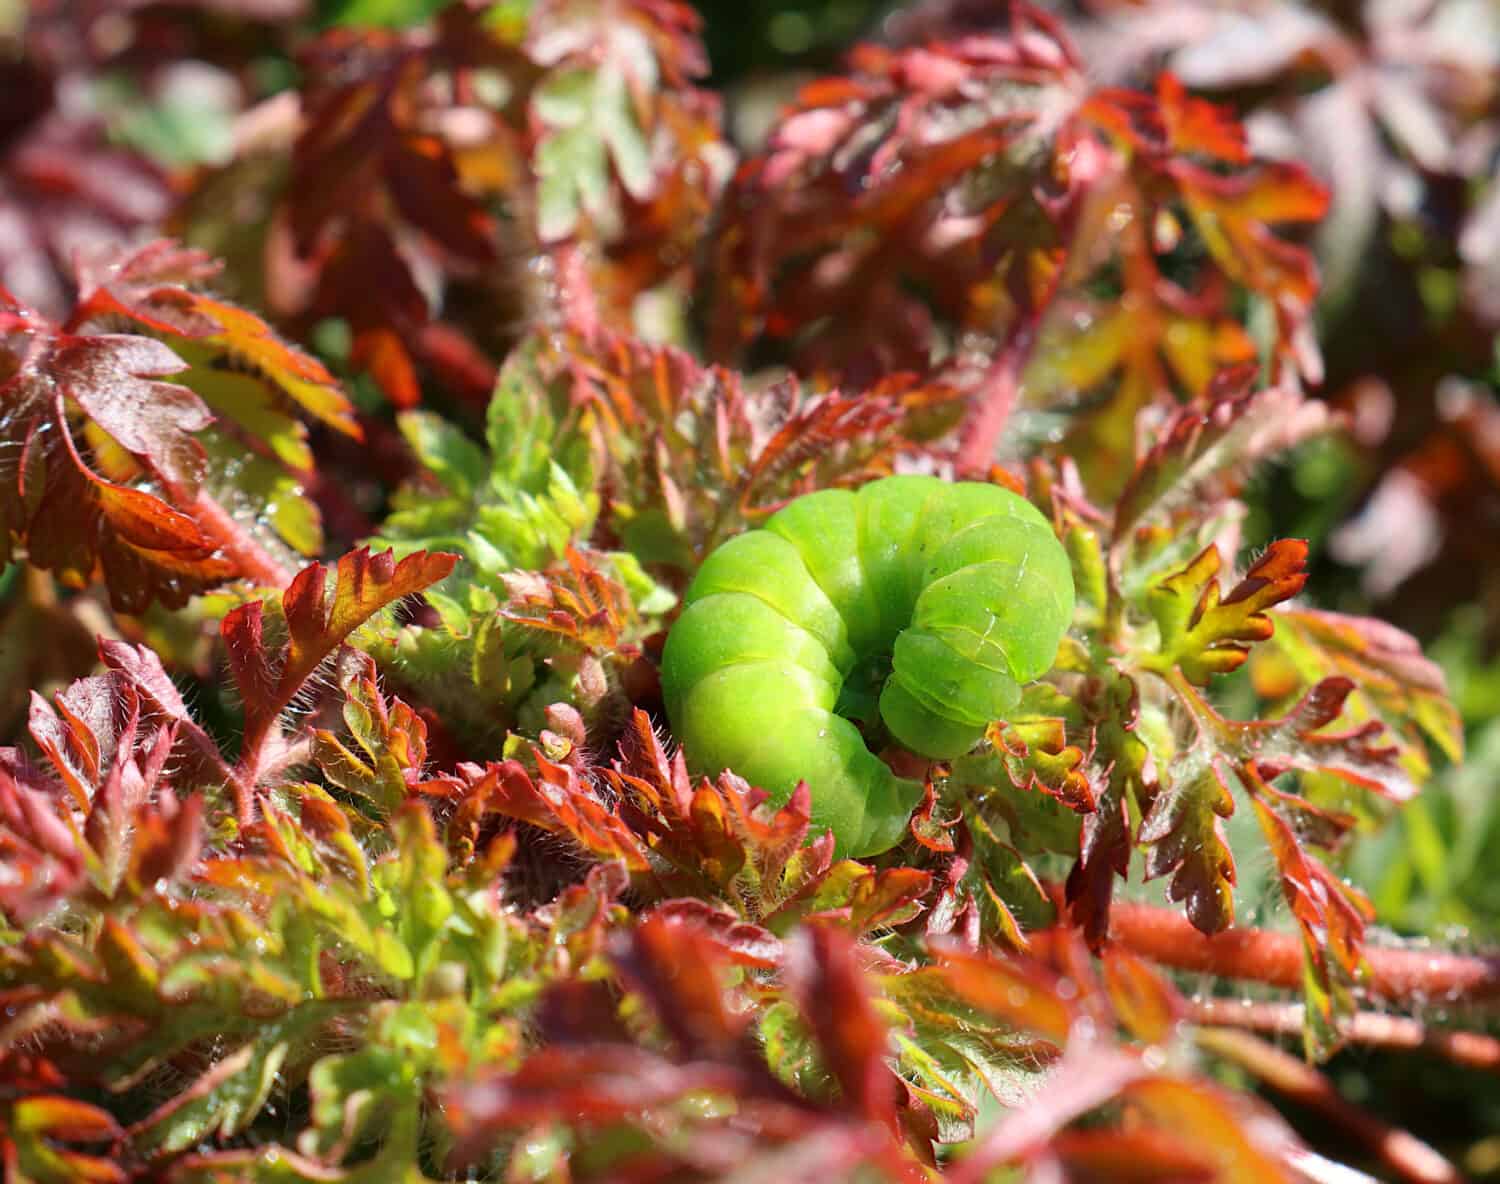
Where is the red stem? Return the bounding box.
[954,321,1038,478]
[172,488,292,821]
[183,489,294,591]
[1197,1028,1463,1184]
[1189,998,1500,1073]
[1108,899,1500,1006]
[547,242,600,333]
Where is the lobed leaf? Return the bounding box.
[1251,607,1464,782]
[0,308,238,611]
[1138,756,1238,935]
[1142,539,1309,685]
[222,547,457,789]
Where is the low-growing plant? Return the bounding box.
[1,1,1496,1181]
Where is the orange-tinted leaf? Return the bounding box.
[313,654,458,814]
[1066,781,1131,949]
[1243,766,1373,1034]
[1143,539,1309,685]
[222,547,457,786]
[0,312,241,611]
[5,1095,126,1184]
[934,943,1080,1045]
[1101,948,1184,1044]
[604,708,824,910]
[1251,607,1463,781]
[450,757,649,870]
[444,1046,744,1164]
[1123,1077,1298,1184]
[72,241,359,450]
[1049,1128,1216,1183]
[645,899,782,969]
[988,716,1098,813]
[502,547,640,653]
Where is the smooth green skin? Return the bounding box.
[660,476,1076,856]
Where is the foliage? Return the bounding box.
[0,0,1495,1180]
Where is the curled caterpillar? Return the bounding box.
[660,475,1076,856]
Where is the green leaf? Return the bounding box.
[398,411,489,499]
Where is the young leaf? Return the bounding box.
[1138,756,1239,935]
[448,756,651,871]
[222,547,457,791]
[312,654,459,816]
[1141,540,1309,685]
[783,925,902,1130]
[282,27,497,405]
[1251,608,1464,782]
[70,240,360,473]
[1,1096,126,1184]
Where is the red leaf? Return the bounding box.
[785,926,902,1130]
[501,547,641,653]
[615,910,756,1058]
[445,1046,745,1165]
[99,640,235,787]
[646,898,782,969]
[450,756,650,870]
[604,708,821,906]
[71,241,360,453]
[0,314,242,610]
[222,547,457,789]
[1049,1127,1216,1183]
[6,1095,127,1184]
[1244,765,1373,1018]
[1066,778,1132,949]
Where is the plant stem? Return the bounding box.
[1107,898,1500,1006]
[1196,1028,1463,1184]
[955,314,1042,478]
[184,489,294,590]
[1188,998,1500,1072]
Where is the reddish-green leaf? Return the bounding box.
[222,547,457,789]
[0,310,238,611]
[449,756,650,871]
[3,1095,126,1184]
[1143,539,1309,685]
[1251,608,1464,782]
[71,241,360,472]
[785,926,902,1130]
[1139,756,1238,935]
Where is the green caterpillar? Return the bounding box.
[660,475,1076,857]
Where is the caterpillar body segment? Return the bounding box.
[661,476,1075,856]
